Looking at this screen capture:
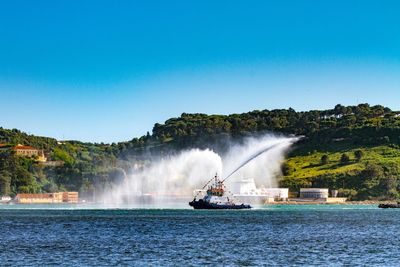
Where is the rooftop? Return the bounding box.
[14,145,37,150]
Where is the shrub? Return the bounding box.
[354,150,364,162]
[340,153,350,165]
[320,154,329,165]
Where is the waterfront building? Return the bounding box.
[14,192,79,204]
[62,192,79,203]
[15,193,63,203]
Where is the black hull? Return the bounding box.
[379,204,400,209]
[189,199,251,210]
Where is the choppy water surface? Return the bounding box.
[1,205,399,266]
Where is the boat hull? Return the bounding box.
[378,203,400,209]
[189,199,251,210]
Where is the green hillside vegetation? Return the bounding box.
[1,103,400,201]
[285,146,400,180]
[282,145,400,200]
[0,130,128,198]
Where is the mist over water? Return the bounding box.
[101,134,298,206]
[101,149,222,205]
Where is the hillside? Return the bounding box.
[282,145,400,200]
[1,103,400,200]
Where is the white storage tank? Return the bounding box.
[300,188,329,199]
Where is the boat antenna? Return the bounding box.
[193,173,219,199]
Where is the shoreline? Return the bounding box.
[267,200,394,205]
[0,200,394,206]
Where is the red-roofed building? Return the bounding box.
[0,144,47,162]
[13,144,40,157]
[14,145,47,162]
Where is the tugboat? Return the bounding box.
[189,174,251,209]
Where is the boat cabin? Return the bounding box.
[206,174,225,197]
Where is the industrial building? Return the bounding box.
[231,178,289,204]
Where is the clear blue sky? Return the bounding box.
[0,0,399,142]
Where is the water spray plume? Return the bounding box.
[100,148,222,205]
[102,134,299,207]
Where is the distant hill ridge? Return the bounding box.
[2,103,399,148]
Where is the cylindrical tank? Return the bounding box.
[299,188,329,199]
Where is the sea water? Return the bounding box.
[0,205,399,266]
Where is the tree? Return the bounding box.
[340,153,350,165]
[354,150,364,162]
[362,163,384,180]
[337,188,358,200]
[334,104,347,116]
[281,163,291,176]
[320,154,329,165]
[341,115,357,127]
[357,163,384,199]
[0,170,11,196]
[52,148,74,165]
[383,136,390,144]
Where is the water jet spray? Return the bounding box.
[102,134,299,207]
[222,143,281,183]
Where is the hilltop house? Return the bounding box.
[0,144,47,162]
